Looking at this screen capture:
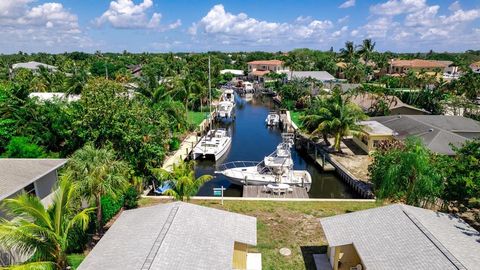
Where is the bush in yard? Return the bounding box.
[101,195,124,225]
[123,186,140,209]
[169,137,180,151]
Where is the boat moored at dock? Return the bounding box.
[192,129,231,161]
[265,111,280,126]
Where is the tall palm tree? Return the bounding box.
[65,144,130,234]
[152,160,212,201]
[357,39,376,65]
[302,89,366,152]
[340,41,356,63]
[0,179,94,270]
[284,54,301,79]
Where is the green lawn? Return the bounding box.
[187,111,209,127]
[290,111,303,128]
[67,253,85,269]
[138,198,382,270]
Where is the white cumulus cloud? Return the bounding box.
[0,0,91,52]
[95,0,181,30]
[189,4,337,47]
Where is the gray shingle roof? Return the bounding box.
[320,204,480,270]
[371,115,480,155]
[288,71,335,82]
[78,202,257,270]
[0,159,67,201]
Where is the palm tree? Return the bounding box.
[302,89,366,152]
[340,41,356,62]
[66,65,88,95]
[65,144,130,234]
[152,160,212,201]
[0,179,94,269]
[357,39,376,65]
[284,54,301,79]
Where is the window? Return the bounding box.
[24,183,36,195]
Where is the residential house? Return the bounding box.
[388,59,453,74]
[78,202,261,270]
[247,60,287,82]
[0,159,67,214]
[356,115,480,155]
[349,92,429,116]
[353,121,395,153]
[319,204,480,270]
[127,64,142,78]
[470,61,480,74]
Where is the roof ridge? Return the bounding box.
[141,204,180,270]
[401,206,467,270]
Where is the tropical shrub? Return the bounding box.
[101,195,124,225]
[123,186,140,210]
[369,137,444,206]
[2,136,46,158]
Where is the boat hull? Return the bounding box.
[192,137,231,161]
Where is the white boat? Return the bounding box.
[244,93,253,102]
[223,89,235,104]
[215,135,311,190]
[263,142,293,174]
[217,101,235,119]
[192,129,231,161]
[216,162,312,191]
[243,82,254,93]
[265,112,280,126]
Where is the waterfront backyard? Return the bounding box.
[138,198,381,270]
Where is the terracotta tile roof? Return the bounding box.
[390,59,450,68]
[470,61,480,69]
[251,70,271,76]
[247,60,283,65]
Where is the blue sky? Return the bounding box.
[0,0,479,53]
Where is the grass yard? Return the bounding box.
[187,111,208,127]
[67,253,85,270]
[138,198,382,270]
[290,111,303,129]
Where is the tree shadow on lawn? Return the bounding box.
[301,245,328,270]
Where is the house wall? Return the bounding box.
[34,170,58,200]
[353,133,393,153]
[232,242,248,270]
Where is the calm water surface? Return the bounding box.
[195,94,359,198]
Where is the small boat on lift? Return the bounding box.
[265,111,280,126]
[192,129,231,161]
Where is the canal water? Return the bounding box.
[195,94,359,198]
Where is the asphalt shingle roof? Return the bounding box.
[371,115,480,155]
[0,159,67,201]
[78,202,257,270]
[320,204,480,270]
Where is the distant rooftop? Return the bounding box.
[78,202,257,270]
[390,59,451,68]
[248,60,283,65]
[11,61,57,71]
[321,204,480,270]
[350,92,428,114]
[359,121,394,135]
[287,71,335,82]
[220,69,244,76]
[371,115,480,155]
[29,92,81,102]
[0,159,67,201]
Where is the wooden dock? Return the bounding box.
[243,186,309,198]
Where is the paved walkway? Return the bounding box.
[161,134,198,172]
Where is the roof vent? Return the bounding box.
[428,128,434,132]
